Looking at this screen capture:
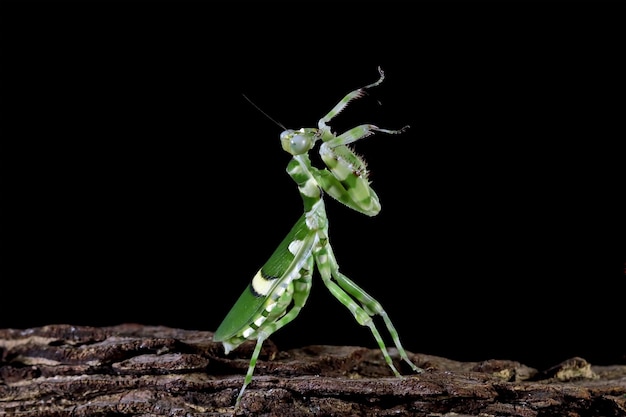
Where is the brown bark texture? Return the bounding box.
[1,324,624,417]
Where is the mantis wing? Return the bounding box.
[214,214,316,342]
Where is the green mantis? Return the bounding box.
[214,67,422,406]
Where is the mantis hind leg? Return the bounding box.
[314,246,422,376]
[331,268,422,374]
[234,257,314,407]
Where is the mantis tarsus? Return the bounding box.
[214,67,422,406]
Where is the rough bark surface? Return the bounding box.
[0,324,624,416]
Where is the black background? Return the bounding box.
[2,2,624,372]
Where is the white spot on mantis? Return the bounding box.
[301,178,318,197]
[305,205,324,230]
[251,270,273,296]
[222,341,237,355]
[242,327,255,338]
[254,316,266,327]
[266,302,277,312]
[288,239,304,255]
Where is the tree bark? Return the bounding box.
[1,324,624,416]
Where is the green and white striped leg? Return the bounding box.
[318,67,387,132]
[314,245,423,376]
[331,268,423,374]
[237,334,266,405]
[234,256,314,406]
[324,124,410,148]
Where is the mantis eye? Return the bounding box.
[290,134,311,154]
[280,129,312,155]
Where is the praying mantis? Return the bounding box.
[214,67,422,406]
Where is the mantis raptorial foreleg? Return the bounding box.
[318,68,386,131]
[214,67,421,408]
